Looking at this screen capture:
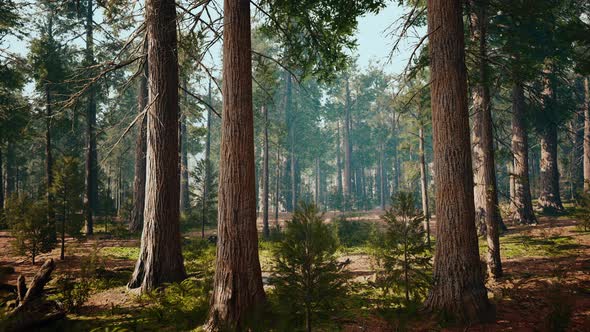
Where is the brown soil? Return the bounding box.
[1,214,589,331]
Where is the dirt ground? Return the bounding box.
[1,213,589,331]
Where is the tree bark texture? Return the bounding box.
[336,122,343,204]
[0,148,3,212]
[423,0,492,322]
[202,80,212,239]
[127,0,186,292]
[584,77,590,192]
[511,83,537,224]
[537,66,564,212]
[130,58,148,232]
[418,124,430,246]
[343,77,352,203]
[179,80,190,214]
[84,0,97,235]
[262,105,270,239]
[468,1,502,278]
[205,0,266,329]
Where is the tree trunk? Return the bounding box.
[584,77,590,192]
[127,0,186,292]
[537,65,564,213]
[275,146,280,226]
[84,0,97,235]
[205,0,266,329]
[179,80,190,214]
[315,157,320,207]
[423,0,492,322]
[418,124,430,247]
[262,105,270,239]
[511,82,537,224]
[0,148,3,212]
[469,1,502,278]
[202,80,212,239]
[336,121,343,208]
[343,77,352,204]
[379,144,385,210]
[130,57,148,233]
[390,111,400,195]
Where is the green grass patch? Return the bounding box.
[479,234,580,259]
[99,246,140,260]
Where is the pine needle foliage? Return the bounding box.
[270,203,350,332]
[5,195,55,265]
[370,192,432,306]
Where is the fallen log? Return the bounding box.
[1,259,65,332]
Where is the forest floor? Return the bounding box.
[0,211,589,331]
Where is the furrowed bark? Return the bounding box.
[584,77,590,192]
[537,65,564,213]
[262,105,270,239]
[179,79,190,214]
[510,82,537,224]
[84,0,98,236]
[418,123,430,247]
[469,1,502,278]
[127,0,186,292]
[130,57,148,233]
[205,0,266,329]
[423,0,492,322]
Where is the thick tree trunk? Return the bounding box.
[179,80,190,214]
[0,148,3,212]
[205,0,266,329]
[418,124,430,246]
[423,0,492,322]
[469,1,502,278]
[130,59,148,233]
[262,105,270,239]
[511,82,537,224]
[584,77,590,192]
[202,80,212,239]
[127,0,186,292]
[538,126,564,212]
[343,77,352,204]
[84,0,97,235]
[537,66,564,212]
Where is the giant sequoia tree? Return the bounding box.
[423,0,492,322]
[127,0,186,292]
[468,0,502,278]
[205,0,266,329]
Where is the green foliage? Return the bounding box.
[53,275,92,313]
[574,192,590,232]
[137,279,210,330]
[5,195,55,264]
[187,158,218,232]
[259,0,386,81]
[182,238,215,279]
[50,156,85,243]
[334,216,374,247]
[269,203,350,331]
[545,284,574,332]
[370,192,431,306]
